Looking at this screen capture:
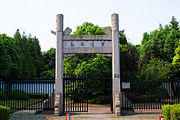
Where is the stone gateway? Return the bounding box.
[53,13,121,116]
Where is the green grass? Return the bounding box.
[0,99,43,112]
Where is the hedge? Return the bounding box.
[0,90,8,100]
[8,90,29,100]
[0,105,10,120]
[28,93,48,99]
[161,103,180,120]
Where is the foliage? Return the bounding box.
[137,58,172,82]
[0,30,45,79]
[0,99,43,111]
[138,16,180,81]
[9,90,29,100]
[74,54,111,77]
[40,48,55,79]
[172,40,180,77]
[120,43,139,75]
[0,90,8,100]
[161,103,180,120]
[0,34,22,79]
[153,86,169,101]
[0,105,10,120]
[14,30,45,79]
[28,93,48,99]
[73,22,105,35]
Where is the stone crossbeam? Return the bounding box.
[63,35,112,41]
[64,47,112,54]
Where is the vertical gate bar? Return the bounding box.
[65,79,66,112]
[35,80,37,111]
[19,79,21,110]
[9,81,14,109]
[82,79,83,112]
[75,79,76,112]
[33,80,35,110]
[33,79,38,110]
[69,79,70,112]
[28,80,29,110]
[43,80,44,110]
[71,79,73,112]
[49,80,51,110]
[168,80,170,105]
[63,78,64,113]
[79,79,80,112]
[17,80,19,110]
[66,79,68,112]
[1,80,3,106]
[46,80,48,111]
[80,79,82,112]
[86,78,88,112]
[44,80,45,111]
[47,80,49,110]
[26,80,27,110]
[40,80,42,110]
[47,80,48,110]
[3,80,5,106]
[71,79,72,112]
[5,80,6,107]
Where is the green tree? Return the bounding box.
[73,22,105,35]
[13,29,44,79]
[138,16,180,81]
[41,48,55,79]
[172,40,180,76]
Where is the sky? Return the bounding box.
[0,0,180,51]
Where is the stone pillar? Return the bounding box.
[54,14,64,115]
[111,13,121,116]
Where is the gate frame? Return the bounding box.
[54,13,121,116]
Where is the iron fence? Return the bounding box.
[0,79,55,111]
[121,77,180,110]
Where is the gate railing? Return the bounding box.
[0,79,55,111]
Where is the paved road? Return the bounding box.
[10,113,160,120]
[10,104,160,120]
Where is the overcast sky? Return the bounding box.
[0,0,179,51]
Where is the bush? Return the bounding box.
[0,105,10,120]
[28,93,48,99]
[161,103,180,120]
[153,86,169,102]
[9,90,29,100]
[135,94,156,103]
[0,90,8,100]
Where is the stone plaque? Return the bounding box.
[63,41,112,48]
[122,82,130,89]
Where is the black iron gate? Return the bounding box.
[63,78,88,112]
[63,77,112,113]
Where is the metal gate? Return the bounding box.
[63,77,112,113]
[63,78,88,112]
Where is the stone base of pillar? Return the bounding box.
[114,92,121,116]
[54,92,62,115]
